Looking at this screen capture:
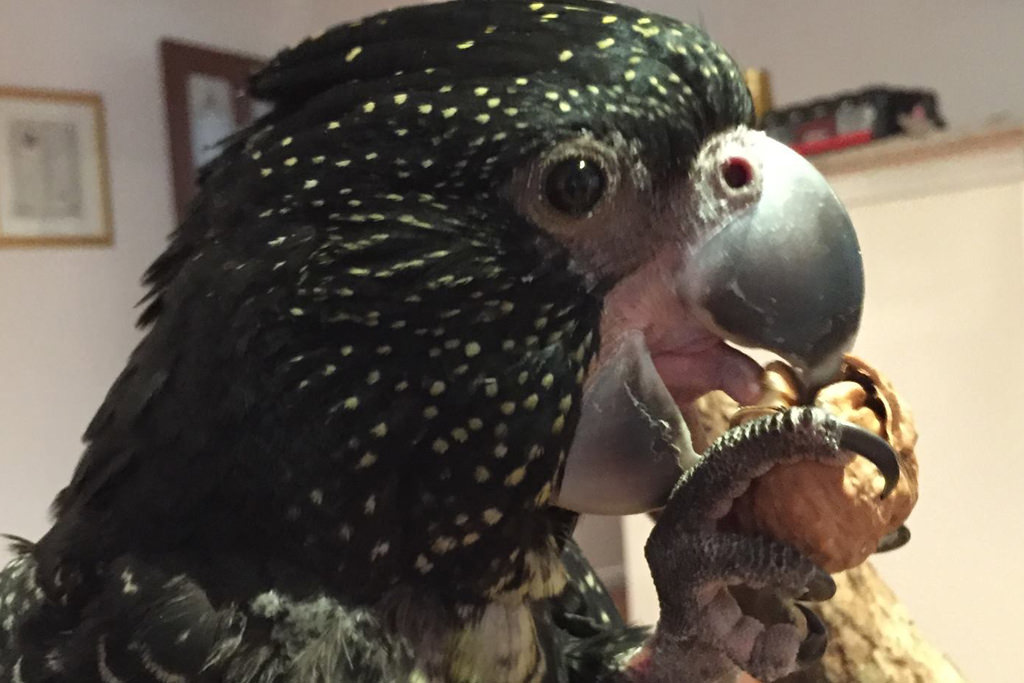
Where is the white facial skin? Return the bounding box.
[506,127,771,513]
[599,247,764,408]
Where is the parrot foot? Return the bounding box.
[640,407,898,682]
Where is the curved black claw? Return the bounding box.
[795,603,828,662]
[799,573,836,602]
[838,422,900,499]
[876,524,911,553]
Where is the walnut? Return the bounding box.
[724,357,919,573]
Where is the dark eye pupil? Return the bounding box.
[545,157,606,216]
[722,157,753,189]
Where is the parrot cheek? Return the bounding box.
[594,245,764,408]
[552,250,763,515]
[553,330,690,515]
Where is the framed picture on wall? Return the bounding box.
[0,87,113,247]
[161,39,268,220]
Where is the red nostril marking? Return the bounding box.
[722,156,753,189]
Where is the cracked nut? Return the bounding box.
[725,357,919,573]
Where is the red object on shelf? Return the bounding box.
[761,86,945,158]
[792,130,875,156]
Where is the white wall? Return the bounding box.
[838,170,1024,683]
[312,0,1024,129]
[312,0,399,23]
[0,0,315,559]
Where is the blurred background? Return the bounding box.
[1,1,1022,680]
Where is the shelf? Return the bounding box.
[810,125,1024,176]
[806,125,1024,207]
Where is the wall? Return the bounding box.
[834,162,1024,683]
[312,0,1024,129]
[312,0,398,24]
[0,0,315,560]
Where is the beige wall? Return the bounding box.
[312,0,399,24]
[0,0,313,559]
[843,173,1024,683]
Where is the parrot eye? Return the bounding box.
[544,157,607,216]
[722,156,754,189]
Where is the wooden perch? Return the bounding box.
[776,561,967,682]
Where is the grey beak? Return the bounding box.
[681,136,863,393]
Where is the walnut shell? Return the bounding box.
[726,357,919,573]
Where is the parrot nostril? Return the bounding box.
[722,157,754,189]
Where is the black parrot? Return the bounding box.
[0,2,899,682]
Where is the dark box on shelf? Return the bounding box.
[762,87,945,156]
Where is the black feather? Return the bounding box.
[3,1,754,681]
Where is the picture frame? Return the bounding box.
[0,87,113,247]
[160,39,267,220]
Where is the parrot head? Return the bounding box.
[41,0,867,612]
[245,0,864,518]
